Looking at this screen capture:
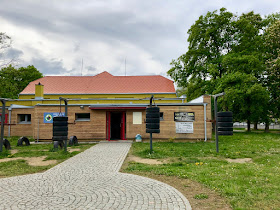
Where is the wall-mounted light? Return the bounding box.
[80,105,84,109]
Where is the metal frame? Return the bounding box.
[149,95,154,153]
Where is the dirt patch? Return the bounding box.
[10,150,18,155]
[0,156,57,166]
[127,155,253,165]
[226,158,252,163]
[27,156,57,166]
[126,155,165,165]
[121,155,232,210]
[68,148,81,153]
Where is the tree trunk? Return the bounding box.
[265,122,269,132]
[254,122,258,130]
[247,120,251,132]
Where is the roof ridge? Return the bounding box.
[19,72,176,95]
[95,71,113,77]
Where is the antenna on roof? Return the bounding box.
[81,58,83,76]
[125,58,126,76]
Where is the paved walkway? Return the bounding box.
[0,142,191,209]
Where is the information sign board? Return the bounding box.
[175,122,194,133]
[174,112,195,121]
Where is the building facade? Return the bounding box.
[1,72,212,141]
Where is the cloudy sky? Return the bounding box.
[0,0,279,77]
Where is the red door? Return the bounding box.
[120,111,126,140]
[106,111,126,140]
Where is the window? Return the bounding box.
[75,113,90,121]
[18,114,31,124]
[160,112,164,121]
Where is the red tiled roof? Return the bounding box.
[20,71,175,95]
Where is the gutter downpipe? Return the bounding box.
[204,103,207,142]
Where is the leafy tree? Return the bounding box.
[0,65,19,98]
[0,65,43,98]
[168,8,236,100]
[17,65,43,91]
[0,32,43,99]
[263,20,280,121]
[215,72,269,131]
[168,8,273,130]
[220,11,269,130]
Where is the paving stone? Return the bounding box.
[0,142,191,209]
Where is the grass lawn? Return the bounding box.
[233,128,246,130]
[123,132,280,209]
[0,136,94,177]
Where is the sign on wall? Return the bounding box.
[176,122,193,133]
[133,112,142,124]
[174,112,195,121]
[44,112,65,123]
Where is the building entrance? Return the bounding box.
[106,111,126,140]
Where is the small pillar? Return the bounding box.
[35,82,44,99]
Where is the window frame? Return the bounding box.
[160,112,164,121]
[18,114,31,124]
[75,113,91,122]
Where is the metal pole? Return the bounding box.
[204,103,207,142]
[8,107,11,137]
[149,95,153,154]
[214,97,219,153]
[213,92,225,153]
[214,92,225,152]
[59,97,68,152]
[0,99,6,152]
[150,133,153,153]
[37,118,40,143]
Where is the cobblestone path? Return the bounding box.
[0,142,191,209]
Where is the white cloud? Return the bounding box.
[1,0,280,77]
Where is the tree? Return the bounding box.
[0,32,13,68]
[215,72,269,131]
[17,65,43,91]
[168,8,272,131]
[220,12,268,130]
[263,20,280,122]
[0,65,19,98]
[168,8,236,100]
[0,65,43,98]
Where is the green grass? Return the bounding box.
[124,132,280,209]
[0,160,52,177]
[194,193,208,200]
[0,136,94,177]
[233,128,245,130]
[233,127,280,132]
